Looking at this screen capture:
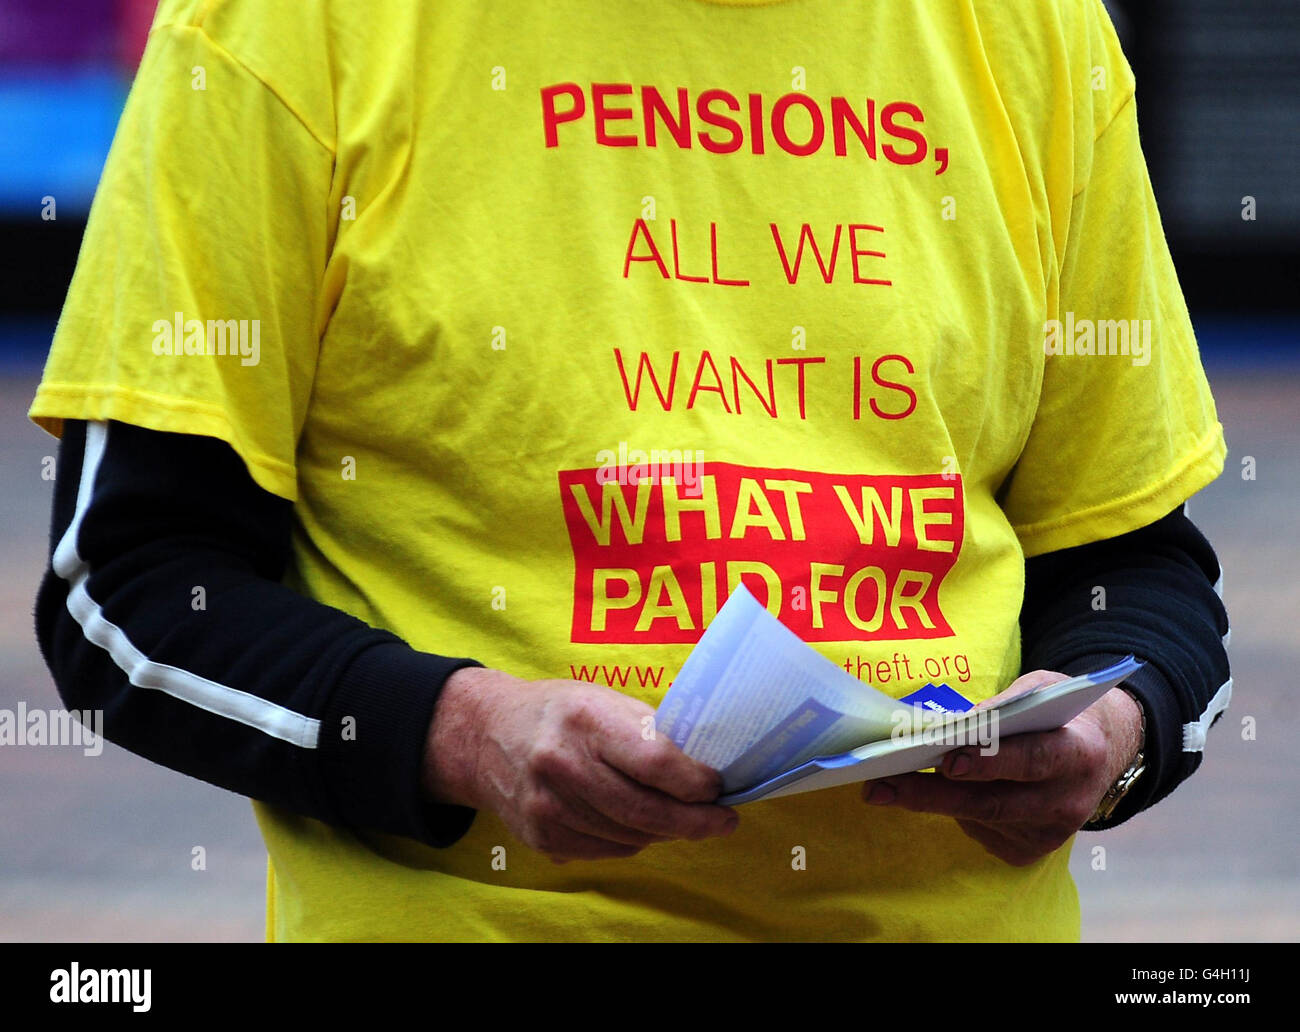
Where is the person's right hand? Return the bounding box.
[422,667,739,862]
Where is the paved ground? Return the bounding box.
[1,360,1296,942]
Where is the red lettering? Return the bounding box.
[696,89,742,154]
[670,219,709,283]
[688,350,733,411]
[848,224,890,286]
[642,86,691,148]
[559,463,964,644]
[831,97,877,157]
[614,349,680,411]
[770,223,843,283]
[711,223,749,287]
[771,93,825,157]
[541,84,935,166]
[870,354,917,420]
[853,355,862,421]
[623,219,670,279]
[747,93,766,155]
[730,357,778,417]
[541,83,585,147]
[881,101,927,165]
[776,356,826,419]
[592,83,637,147]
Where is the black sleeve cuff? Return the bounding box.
[317,642,483,847]
[1019,504,1229,829]
[1055,652,1183,830]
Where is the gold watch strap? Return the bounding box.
[1086,686,1147,827]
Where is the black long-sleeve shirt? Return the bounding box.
[35,418,1231,844]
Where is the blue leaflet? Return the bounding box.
[898,682,974,713]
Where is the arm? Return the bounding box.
[1020,502,1231,827]
[37,419,482,847]
[862,504,1231,863]
[36,419,736,860]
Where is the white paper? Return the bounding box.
[655,585,1142,804]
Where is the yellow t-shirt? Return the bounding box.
[31,0,1225,941]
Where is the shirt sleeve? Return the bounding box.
[36,419,481,847]
[1018,504,1231,828]
[28,9,336,501]
[996,2,1227,558]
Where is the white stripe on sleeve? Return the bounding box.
[1182,678,1232,752]
[52,421,320,749]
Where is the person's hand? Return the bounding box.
[861,670,1144,866]
[422,667,739,863]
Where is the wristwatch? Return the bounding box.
[1085,686,1147,827]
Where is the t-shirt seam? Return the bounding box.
[150,19,336,157]
[30,381,298,499]
[1011,421,1224,544]
[1072,88,1136,200]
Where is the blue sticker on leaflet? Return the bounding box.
[898,682,973,713]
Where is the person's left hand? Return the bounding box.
[860,670,1144,866]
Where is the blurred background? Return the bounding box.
[1,0,1296,941]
